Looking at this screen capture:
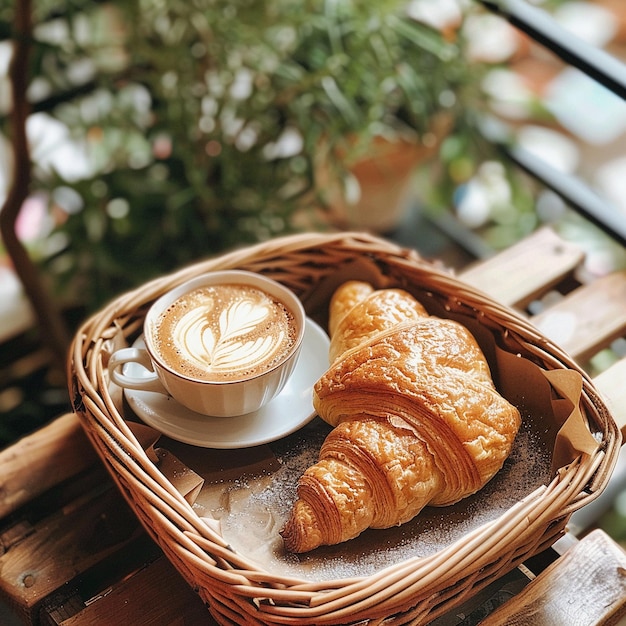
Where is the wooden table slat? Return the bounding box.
[530,269,626,363]
[47,556,211,626]
[594,356,626,437]
[0,472,147,620]
[0,412,96,520]
[459,227,585,308]
[479,529,626,626]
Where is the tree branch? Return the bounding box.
[0,0,71,378]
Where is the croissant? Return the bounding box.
[280,281,521,553]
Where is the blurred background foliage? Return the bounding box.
[1,0,543,312]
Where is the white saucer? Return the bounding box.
[123,318,330,448]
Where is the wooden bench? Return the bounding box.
[1,226,626,625]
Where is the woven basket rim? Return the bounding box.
[69,231,621,625]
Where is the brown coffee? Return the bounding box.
[152,284,298,381]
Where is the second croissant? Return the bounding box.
[280,281,521,553]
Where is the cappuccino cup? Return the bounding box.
[108,270,305,417]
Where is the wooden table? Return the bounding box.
[1,227,626,625]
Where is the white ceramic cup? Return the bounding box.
[108,270,305,417]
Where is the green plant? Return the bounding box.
[4,0,500,311]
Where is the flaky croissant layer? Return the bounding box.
[281,281,521,553]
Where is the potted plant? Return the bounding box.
[6,0,495,311]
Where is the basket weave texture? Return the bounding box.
[69,232,620,625]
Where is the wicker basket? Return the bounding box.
[69,232,620,625]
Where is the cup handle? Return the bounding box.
[108,347,167,393]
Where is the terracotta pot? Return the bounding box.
[314,115,450,232]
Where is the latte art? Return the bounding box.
[153,284,297,381]
[176,297,286,372]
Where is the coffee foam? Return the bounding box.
[153,284,297,381]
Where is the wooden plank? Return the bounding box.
[44,556,211,626]
[459,227,584,308]
[531,270,626,363]
[594,356,626,438]
[0,412,96,519]
[479,529,626,626]
[0,412,215,626]
[0,476,149,622]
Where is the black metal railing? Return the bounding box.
[477,0,626,248]
[480,0,626,99]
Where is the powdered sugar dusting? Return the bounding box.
[195,413,551,582]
